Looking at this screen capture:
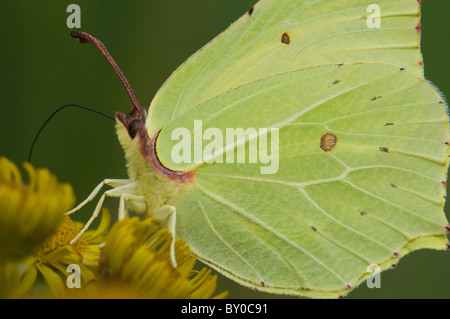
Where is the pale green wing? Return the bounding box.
[155,63,449,298]
[147,0,422,138]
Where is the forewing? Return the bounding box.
[147,0,422,138]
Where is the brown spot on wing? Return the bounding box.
[331,79,341,85]
[415,23,421,33]
[320,133,337,152]
[281,32,290,44]
[370,96,382,101]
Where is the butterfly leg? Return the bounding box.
[154,205,177,268]
[118,193,147,220]
[66,179,131,216]
[70,181,140,244]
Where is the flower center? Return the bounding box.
[38,216,88,257]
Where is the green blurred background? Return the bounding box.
[1,1,449,299]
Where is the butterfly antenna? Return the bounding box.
[71,31,144,116]
[28,104,115,163]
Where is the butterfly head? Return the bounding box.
[116,107,147,140]
[116,105,148,150]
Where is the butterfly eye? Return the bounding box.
[128,119,141,139]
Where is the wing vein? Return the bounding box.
[343,180,445,227]
[195,183,349,285]
[195,194,265,281]
[300,188,394,252]
[174,5,285,117]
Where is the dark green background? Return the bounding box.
[1,1,449,299]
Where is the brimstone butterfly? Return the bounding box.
[68,0,449,298]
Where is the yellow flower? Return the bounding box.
[36,209,111,297]
[0,157,111,298]
[0,157,226,299]
[0,157,74,262]
[67,217,227,299]
[0,209,110,298]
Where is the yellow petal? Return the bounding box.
[0,157,74,262]
[36,263,65,298]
